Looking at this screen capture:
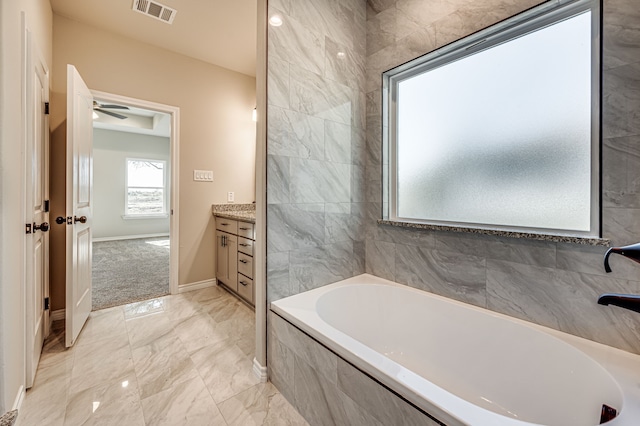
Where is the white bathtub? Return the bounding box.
[271,274,640,426]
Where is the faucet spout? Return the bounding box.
[603,242,640,273]
[597,293,640,314]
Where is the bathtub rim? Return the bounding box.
[270,273,640,426]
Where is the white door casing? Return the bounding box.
[24,26,51,388]
[65,65,93,348]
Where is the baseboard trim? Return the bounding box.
[93,233,169,242]
[50,309,65,321]
[178,279,216,293]
[12,385,24,411]
[253,357,268,383]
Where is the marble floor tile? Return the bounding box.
[218,383,309,426]
[191,339,260,403]
[17,287,304,426]
[132,333,199,399]
[64,372,145,426]
[139,375,227,426]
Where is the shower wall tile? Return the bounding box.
[267,204,325,253]
[267,106,324,160]
[290,240,355,292]
[291,0,356,51]
[325,38,366,89]
[351,165,366,203]
[603,0,640,69]
[266,0,366,324]
[325,203,366,244]
[603,135,640,209]
[603,62,640,139]
[603,207,640,247]
[267,251,293,303]
[486,260,640,353]
[366,7,396,56]
[395,244,487,307]
[267,56,290,110]
[266,155,290,205]
[367,0,396,18]
[324,120,352,164]
[268,11,325,76]
[289,65,353,125]
[365,239,396,281]
[289,158,351,203]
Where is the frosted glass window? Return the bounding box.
[386,1,600,236]
[126,159,166,215]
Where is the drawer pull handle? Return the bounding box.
[239,259,248,264]
[240,281,248,286]
[239,243,250,247]
[239,227,250,230]
[221,223,229,226]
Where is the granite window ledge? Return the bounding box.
[377,219,610,246]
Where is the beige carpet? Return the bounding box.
[92,237,170,310]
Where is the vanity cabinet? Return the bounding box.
[215,216,254,305]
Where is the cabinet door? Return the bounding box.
[226,233,238,292]
[216,230,228,283]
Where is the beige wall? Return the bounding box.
[50,14,256,310]
[0,0,52,413]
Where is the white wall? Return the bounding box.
[93,128,170,240]
[0,0,52,414]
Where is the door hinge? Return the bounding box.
[44,102,50,115]
[44,199,50,213]
[26,223,32,234]
[44,297,50,310]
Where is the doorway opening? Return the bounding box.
[90,91,180,310]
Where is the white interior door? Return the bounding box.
[65,64,93,348]
[24,28,50,388]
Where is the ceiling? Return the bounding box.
[93,100,171,138]
[50,0,257,77]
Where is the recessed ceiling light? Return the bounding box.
[269,15,283,27]
[337,52,346,59]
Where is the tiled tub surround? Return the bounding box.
[266,0,640,423]
[270,274,640,426]
[266,0,368,303]
[362,0,640,355]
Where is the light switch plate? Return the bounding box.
[193,170,213,182]
[227,192,235,202]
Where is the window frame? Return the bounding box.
[382,0,601,238]
[124,157,168,219]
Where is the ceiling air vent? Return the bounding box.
[132,0,177,24]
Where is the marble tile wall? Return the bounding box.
[364,0,640,354]
[266,0,368,302]
[268,311,444,425]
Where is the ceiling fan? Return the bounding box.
[93,101,130,119]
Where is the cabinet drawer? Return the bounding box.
[237,274,253,304]
[238,237,254,256]
[237,252,253,279]
[216,217,238,234]
[237,222,254,239]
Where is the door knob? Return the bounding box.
[74,215,87,224]
[33,222,49,232]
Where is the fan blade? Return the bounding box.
[97,109,128,119]
[99,104,130,110]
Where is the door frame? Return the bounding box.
[91,90,180,295]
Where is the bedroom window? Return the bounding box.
[125,158,167,217]
[383,0,600,237]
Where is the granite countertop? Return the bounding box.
[212,203,256,223]
[213,210,256,223]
